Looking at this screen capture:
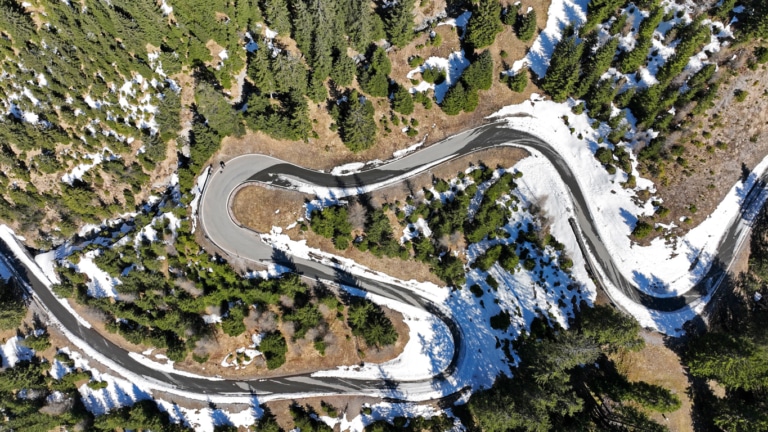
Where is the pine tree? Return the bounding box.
[516,10,537,41]
[464,87,479,112]
[574,37,619,99]
[441,82,466,115]
[345,0,385,50]
[541,34,583,102]
[291,0,314,55]
[384,0,415,47]
[359,47,392,97]
[462,50,494,90]
[247,45,276,96]
[262,0,291,35]
[392,84,414,115]
[465,0,504,49]
[505,69,528,92]
[340,91,377,152]
[330,52,356,86]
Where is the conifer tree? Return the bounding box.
[541,34,583,102]
[462,50,494,91]
[392,84,414,115]
[516,10,537,41]
[247,46,276,96]
[574,37,619,99]
[331,52,356,87]
[340,91,377,152]
[359,46,392,97]
[465,0,504,49]
[384,0,416,47]
[441,82,466,115]
[262,0,291,35]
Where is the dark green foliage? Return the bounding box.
[330,53,356,87]
[310,205,353,249]
[574,38,619,99]
[392,85,415,115]
[578,305,644,351]
[741,0,768,39]
[490,310,511,331]
[155,88,182,143]
[631,220,653,239]
[516,10,537,41]
[755,46,768,64]
[583,0,628,31]
[221,304,247,337]
[194,82,244,138]
[462,50,494,91]
[465,0,504,49]
[357,209,404,258]
[284,303,322,339]
[502,4,519,27]
[384,0,416,47]
[339,90,378,152]
[262,0,291,35]
[469,306,671,431]
[359,47,392,98]
[260,331,288,369]
[22,333,51,351]
[441,81,467,115]
[0,278,26,330]
[655,19,710,86]
[347,298,398,347]
[541,34,584,102]
[473,244,504,271]
[503,69,528,92]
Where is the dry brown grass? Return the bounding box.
[175,300,409,379]
[611,330,693,432]
[643,45,768,238]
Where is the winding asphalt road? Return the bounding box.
[4,120,765,402]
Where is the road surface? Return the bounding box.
[3,120,764,403]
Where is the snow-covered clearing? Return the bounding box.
[490,95,768,334]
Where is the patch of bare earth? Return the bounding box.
[611,330,693,432]
[231,147,529,285]
[174,295,408,380]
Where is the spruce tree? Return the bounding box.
[516,10,537,41]
[441,82,466,115]
[359,46,392,97]
[465,0,504,49]
[384,0,416,47]
[462,50,494,91]
[541,35,583,102]
[574,37,619,99]
[392,84,414,115]
[262,0,291,35]
[340,91,377,152]
[247,46,276,96]
[330,52,356,87]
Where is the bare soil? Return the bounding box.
[176,301,409,380]
[611,330,694,432]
